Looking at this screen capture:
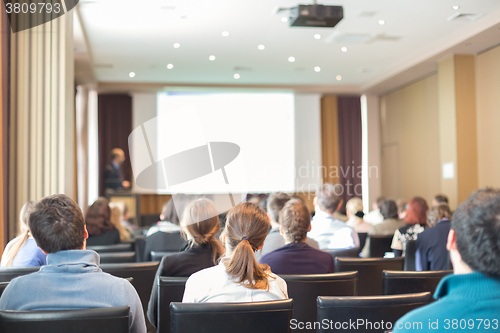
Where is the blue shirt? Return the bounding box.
[260,242,335,275]
[1,238,47,267]
[0,250,146,333]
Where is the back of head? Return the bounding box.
[434,194,449,205]
[109,204,131,242]
[376,196,386,209]
[279,199,311,243]
[3,201,37,266]
[28,194,85,253]
[453,188,500,277]
[404,197,429,225]
[380,200,399,220]
[85,197,114,236]
[316,183,342,214]
[182,198,224,262]
[346,197,363,215]
[396,199,407,214]
[427,204,452,227]
[224,202,271,290]
[266,192,291,223]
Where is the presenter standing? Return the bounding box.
[104,148,131,191]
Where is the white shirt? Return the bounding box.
[182,260,288,303]
[363,209,384,225]
[308,209,360,250]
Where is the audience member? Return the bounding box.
[415,204,452,271]
[394,188,500,332]
[109,204,132,242]
[345,197,371,233]
[85,197,121,246]
[258,192,318,259]
[1,201,47,267]
[110,201,138,234]
[260,199,334,274]
[147,198,225,327]
[104,148,130,191]
[391,197,428,257]
[432,194,449,207]
[146,196,191,236]
[361,200,405,257]
[182,202,287,302]
[0,194,146,333]
[308,183,359,250]
[363,196,385,225]
[397,199,407,220]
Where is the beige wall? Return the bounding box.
[380,75,440,205]
[477,45,500,188]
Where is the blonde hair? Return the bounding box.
[346,197,363,215]
[109,202,131,242]
[181,198,224,263]
[224,202,272,290]
[4,201,36,267]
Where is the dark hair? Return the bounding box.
[376,196,386,209]
[427,204,452,227]
[452,188,500,277]
[224,202,271,290]
[279,199,311,243]
[380,200,399,219]
[404,197,429,226]
[434,194,449,205]
[28,194,85,253]
[266,192,291,223]
[316,183,342,214]
[85,197,115,236]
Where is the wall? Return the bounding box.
[380,75,440,204]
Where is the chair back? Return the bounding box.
[404,240,417,271]
[0,282,8,298]
[170,299,293,333]
[151,251,178,262]
[281,272,357,333]
[369,235,394,257]
[99,252,136,264]
[382,270,453,295]
[317,293,431,333]
[335,257,404,295]
[144,231,185,261]
[88,243,134,253]
[358,232,368,250]
[157,276,188,333]
[0,306,130,333]
[0,267,40,283]
[323,248,360,261]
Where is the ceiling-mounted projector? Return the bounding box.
[289,4,343,28]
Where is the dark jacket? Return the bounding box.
[416,219,451,271]
[104,163,124,190]
[86,228,121,246]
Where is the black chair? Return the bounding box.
[0,267,40,283]
[0,282,8,298]
[143,231,185,261]
[382,270,453,296]
[335,257,404,295]
[369,235,394,257]
[281,272,357,333]
[404,240,417,271]
[323,248,360,261]
[88,242,134,253]
[317,293,431,333]
[170,299,293,333]
[358,232,368,251]
[156,276,188,333]
[0,306,130,333]
[99,251,136,264]
[151,251,178,262]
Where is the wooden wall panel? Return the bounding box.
[320,95,340,184]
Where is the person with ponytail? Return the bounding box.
[182,202,287,303]
[147,198,225,327]
[0,201,47,267]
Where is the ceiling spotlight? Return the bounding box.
[129,72,136,78]
[378,20,385,25]
[222,31,230,37]
[209,55,216,61]
[167,64,174,69]
[288,56,296,63]
[314,34,321,40]
[314,67,321,72]
[336,75,342,81]
[452,5,460,10]
[173,43,180,48]
[234,73,240,79]
[258,44,265,50]
[281,17,288,22]
[341,47,348,52]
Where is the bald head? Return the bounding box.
[111,148,125,164]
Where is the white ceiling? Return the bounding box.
[78,0,500,90]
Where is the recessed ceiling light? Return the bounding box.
[234,73,240,79]
[288,56,296,63]
[167,64,174,69]
[336,75,342,81]
[222,31,230,37]
[314,67,321,72]
[378,20,385,25]
[452,5,460,10]
[341,47,348,52]
[209,55,216,61]
[281,17,288,22]
[129,72,135,78]
[314,34,321,40]
[258,44,265,50]
[173,43,180,48]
